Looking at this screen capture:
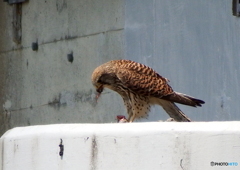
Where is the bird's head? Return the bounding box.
[91,63,115,100]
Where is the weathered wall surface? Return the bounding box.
[0,0,125,136]
[0,4,14,136]
[125,0,240,121]
[1,0,240,136]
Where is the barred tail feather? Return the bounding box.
[161,92,205,107]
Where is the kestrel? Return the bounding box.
[91,60,205,122]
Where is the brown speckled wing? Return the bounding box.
[114,60,174,97]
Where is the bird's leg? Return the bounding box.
[128,114,136,123]
[126,107,135,122]
[122,97,133,123]
[126,113,132,122]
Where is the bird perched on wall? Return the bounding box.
[91,60,205,122]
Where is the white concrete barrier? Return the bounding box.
[0,122,240,170]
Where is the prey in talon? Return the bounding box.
[116,115,128,123]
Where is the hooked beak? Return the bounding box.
[96,85,103,101]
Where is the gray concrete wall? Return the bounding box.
[0,4,14,136]
[0,0,125,136]
[125,0,240,121]
[1,0,240,136]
